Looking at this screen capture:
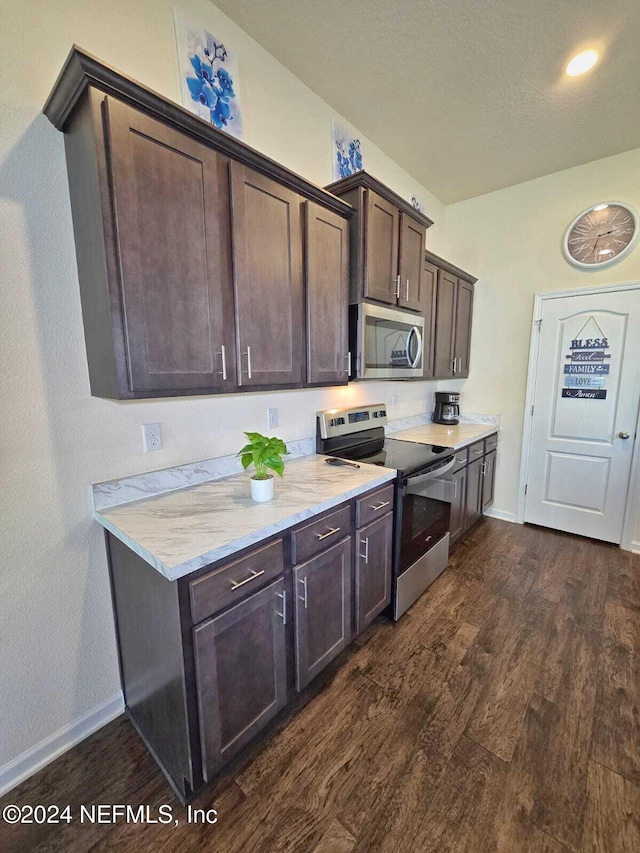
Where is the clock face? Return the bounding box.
[564,202,639,268]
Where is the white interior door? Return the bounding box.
[524,287,640,543]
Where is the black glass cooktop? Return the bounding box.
[332,438,452,477]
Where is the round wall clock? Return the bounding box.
[563,201,640,269]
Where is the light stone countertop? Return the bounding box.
[391,422,498,450]
[95,454,396,581]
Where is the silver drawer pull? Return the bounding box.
[218,345,227,381]
[230,568,264,590]
[473,449,483,455]
[316,526,341,541]
[369,500,390,511]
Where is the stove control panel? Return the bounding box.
[317,404,388,439]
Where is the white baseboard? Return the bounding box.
[0,692,124,798]
[484,507,519,524]
[631,540,640,555]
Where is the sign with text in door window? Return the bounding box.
[561,316,610,400]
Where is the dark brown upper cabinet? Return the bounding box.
[324,172,433,312]
[230,164,304,388]
[104,97,236,395]
[421,259,439,379]
[43,47,353,399]
[304,202,350,385]
[427,250,477,380]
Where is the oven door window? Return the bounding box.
[364,315,423,371]
[398,492,450,574]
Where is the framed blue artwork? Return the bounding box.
[331,120,364,181]
[174,9,243,139]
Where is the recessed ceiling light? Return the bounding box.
[566,49,599,77]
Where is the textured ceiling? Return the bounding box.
[213,0,640,203]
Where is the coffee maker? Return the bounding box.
[433,391,460,425]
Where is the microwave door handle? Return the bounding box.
[406,456,457,487]
[407,325,423,369]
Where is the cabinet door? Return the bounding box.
[193,578,287,781]
[449,466,467,544]
[294,537,352,691]
[363,189,400,305]
[454,280,474,378]
[398,213,426,312]
[105,97,234,393]
[465,458,484,530]
[433,270,458,378]
[421,260,438,379]
[230,163,304,387]
[305,202,349,385]
[355,512,393,634]
[482,450,497,511]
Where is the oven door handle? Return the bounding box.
[406,326,423,369]
[406,456,456,488]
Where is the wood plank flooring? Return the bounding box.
[2,519,639,852]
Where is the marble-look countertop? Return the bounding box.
[392,422,498,450]
[95,455,395,581]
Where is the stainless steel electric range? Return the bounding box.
[316,404,457,619]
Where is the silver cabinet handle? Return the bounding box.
[218,345,227,381]
[619,431,630,439]
[473,449,483,456]
[245,346,253,379]
[345,352,352,376]
[316,526,341,541]
[230,568,264,590]
[457,357,463,373]
[370,500,390,511]
[395,274,401,298]
[298,576,308,609]
[405,279,410,301]
[482,462,486,475]
[360,536,369,564]
[276,589,286,625]
[452,358,457,374]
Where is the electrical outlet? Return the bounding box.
[267,408,279,429]
[142,422,162,452]
[391,394,399,409]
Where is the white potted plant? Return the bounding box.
[237,431,289,503]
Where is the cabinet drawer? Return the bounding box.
[452,448,468,470]
[189,539,284,624]
[485,433,498,453]
[292,505,352,565]
[356,484,395,528]
[468,440,485,461]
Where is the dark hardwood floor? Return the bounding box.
[2,519,639,852]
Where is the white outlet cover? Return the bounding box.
[267,408,278,429]
[142,422,162,452]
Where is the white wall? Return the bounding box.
[0,0,446,786]
[443,148,640,535]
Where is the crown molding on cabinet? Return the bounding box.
[325,171,434,229]
[43,46,354,219]
[423,249,477,285]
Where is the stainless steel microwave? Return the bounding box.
[351,303,425,379]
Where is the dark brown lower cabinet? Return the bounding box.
[294,537,352,691]
[449,466,468,545]
[465,457,484,529]
[482,450,497,510]
[355,512,393,634]
[193,578,287,781]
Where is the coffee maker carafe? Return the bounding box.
[433,391,460,425]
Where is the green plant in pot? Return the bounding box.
[237,432,289,503]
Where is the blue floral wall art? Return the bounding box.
[331,120,364,181]
[174,9,243,139]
